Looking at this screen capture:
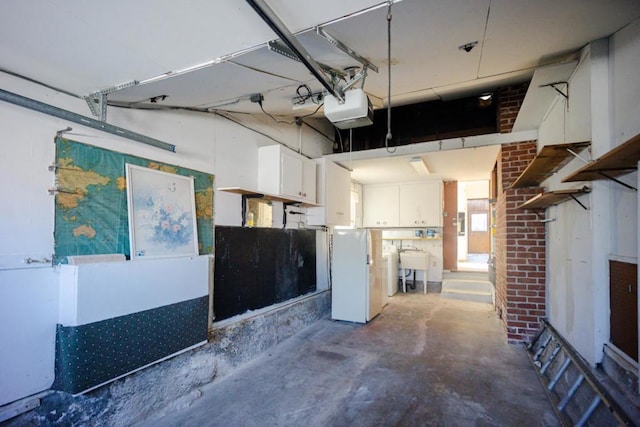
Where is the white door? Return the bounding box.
[331,230,368,323]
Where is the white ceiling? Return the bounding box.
[1,0,640,183]
[347,145,501,184]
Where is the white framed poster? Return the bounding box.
[126,164,198,260]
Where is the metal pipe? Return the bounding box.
[245,0,344,102]
[574,396,601,427]
[547,358,572,391]
[557,373,584,412]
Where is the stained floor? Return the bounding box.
[140,292,559,426]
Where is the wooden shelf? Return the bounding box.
[510,141,591,189]
[562,133,640,183]
[518,188,591,210]
[217,187,319,207]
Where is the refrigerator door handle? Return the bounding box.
[366,254,371,265]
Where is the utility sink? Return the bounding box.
[400,251,430,271]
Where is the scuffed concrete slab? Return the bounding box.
[6,292,330,427]
[139,293,560,427]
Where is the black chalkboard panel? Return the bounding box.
[214,226,317,321]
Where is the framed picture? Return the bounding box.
[126,164,198,260]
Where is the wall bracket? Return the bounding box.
[539,81,569,100]
[598,171,637,191]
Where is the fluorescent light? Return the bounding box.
[409,157,430,175]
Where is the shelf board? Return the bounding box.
[562,133,640,183]
[217,187,319,206]
[518,188,591,210]
[510,141,591,189]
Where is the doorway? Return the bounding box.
[456,182,490,272]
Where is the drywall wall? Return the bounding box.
[0,72,332,406]
[610,18,640,258]
[541,20,640,366]
[540,49,597,363]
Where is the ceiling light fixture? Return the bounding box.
[479,93,492,101]
[409,157,430,176]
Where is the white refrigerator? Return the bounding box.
[331,229,384,323]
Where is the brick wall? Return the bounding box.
[497,83,529,133]
[495,141,546,343]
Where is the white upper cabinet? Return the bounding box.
[363,184,400,227]
[258,145,316,204]
[308,159,351,226]
[399,181,442,227]
[363,181,442,228]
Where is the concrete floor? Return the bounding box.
[141,293,559,426]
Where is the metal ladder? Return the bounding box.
[527,319,635,426]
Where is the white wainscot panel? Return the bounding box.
[59,255,211,327]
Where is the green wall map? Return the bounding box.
[54,138,214,263]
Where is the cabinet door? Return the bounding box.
[423,181,442,226]
[325,161,351,225]
[363,185,399,227]
[300,158,316,203]
[399,182,442,227]
[280,149,303,199]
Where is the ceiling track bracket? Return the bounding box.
[342,66,368,92]
[84,80,139,121]
[267,41,347,80]
[540,81,569,100]
[315,27,379,73]
[246,0,345,103]
[85,92,107,121]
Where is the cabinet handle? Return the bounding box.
[414,220,419,224]
[422,221,426,224]
[383,221,387,225]
[303,193,307,197]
